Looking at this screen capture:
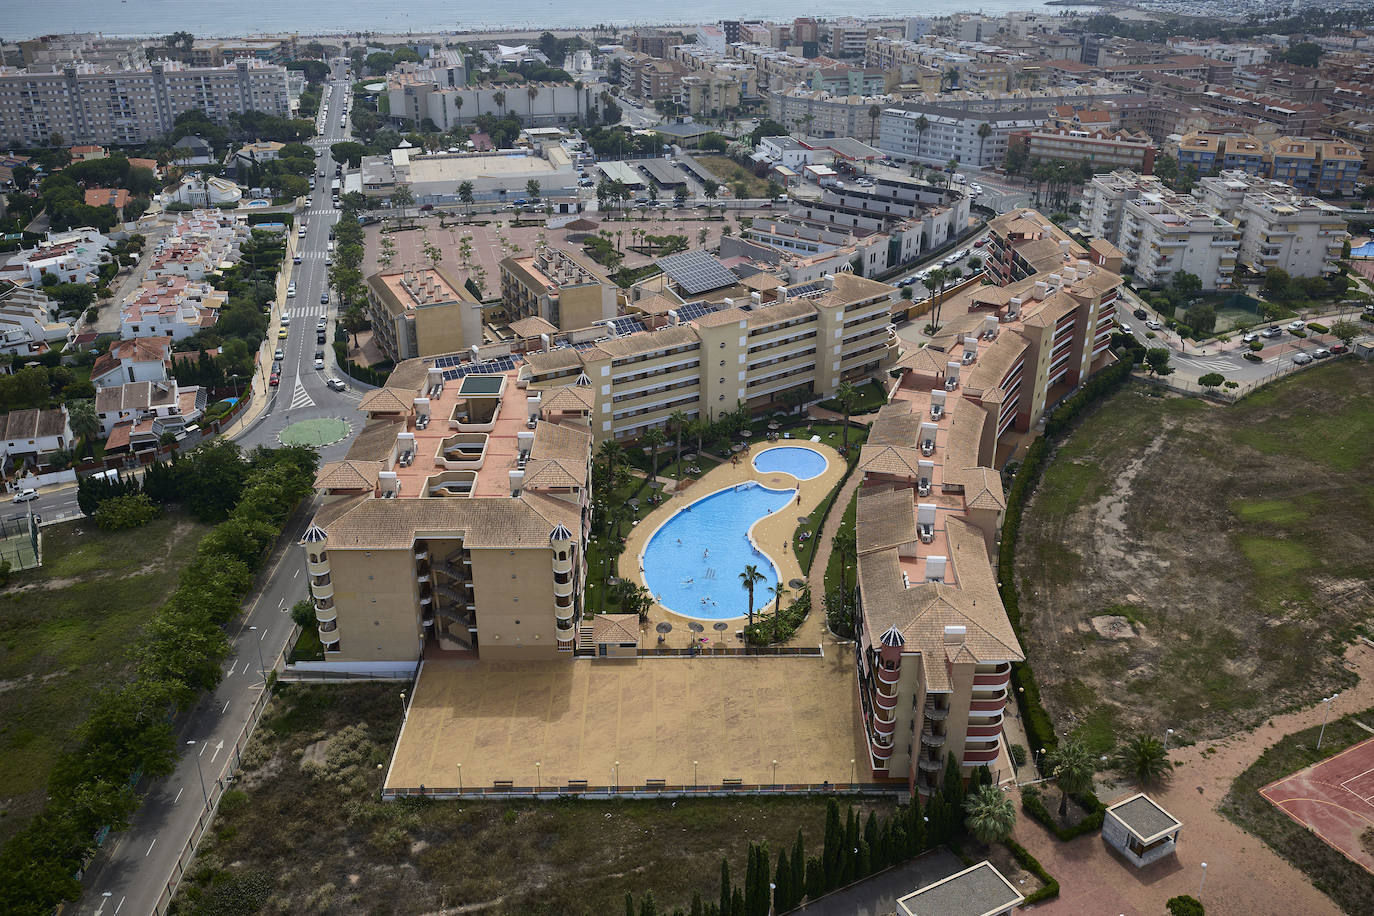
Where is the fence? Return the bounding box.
[384,780,903,801]
[148,625,298,916]
[1136,354,1327,402]
[624,644,824,658]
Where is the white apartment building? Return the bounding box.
[768,90,895,141]
[1081,170,1166,242]
[1195,172,1347,277]
[386,78,601,131]
[879,106,1043,168]
[0,287,70,357]
[1117,192,1239,289]
[119,277,223,341]
[0,227,113,288]
[147,210,247,281]
[0,58,290,147]
[830,19,882,57]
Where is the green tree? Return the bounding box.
[833,523,856,603]
[329,140,367,167]
[526,179,542,200]
[963,784,1017,845]
[773,848,792,915]
[1167,895,1205,916]
[458,180,475,210]
[1048,738,1096,817]
[1170,271,1202,305]
[834,380,859,455]
[674,184,689,207]
[976,122,992,165]
[703,179,719,199]
[1112,734,1174,788]
[1184,301,1216,336]
[739,564,765,634]
[1263,266,1291,298]
[378,236,396,271]
[667,409,690,478]
[1145,347,1173,377]
[1282,42,1322,67]
[92,493,161,531]
[791,830,806,906]
[766,583,789,641]
[66,398,100,456]
[1197,372,1225,391]
[1330,320,1361,346]
[719,858,732,916]
[641,425,666,478]
[1155,153,1179,186]
[390,184,416,228]
[290,599,317,630]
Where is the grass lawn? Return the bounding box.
[789,422,867,574]
[823,492,857,600]
[695,155,773,199]
[289,625,324,663]
[173,683,896,916]
[1016,361,1374,753]
[818,378,888,416]
[1220,705,1374,915]
[0,514,210,844]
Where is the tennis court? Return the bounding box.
[1260,735,1374,873]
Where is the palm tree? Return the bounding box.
[976,122,992,167]
[641,425,665,479]
[573,79,584,122]
[963,784,1016,846]
[867,104,882,142]
[67,399,99,457]
[739,564,765,634]
[493,90,506,119]
[833,524,856,601]
[834,381,859,456]
[458,180,474,212]
[914,115,929,162]
[766,582,789,641]
[1048,739,1096,818]
[1112,734,1174,788]
[596,439,623,516]
[527,85,539,120]
[667,409,689,478]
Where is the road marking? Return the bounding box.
[210,739,224,763]
[226,662,237,677]
[145,838,157,857]
[174,787,183,804]
[289,379,316,410]
[222,699,230,713]
[115,898,125,916]
[198,742,207,757]
[293,568,300,579]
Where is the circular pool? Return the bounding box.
[752,445,829,480]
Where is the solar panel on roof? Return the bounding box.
[785,281,828,298]
[607,316,645,336]
[657,250,739,295]
[675,300,725,322]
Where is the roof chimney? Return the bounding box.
[509,469,525,496]
[926,556,948,582]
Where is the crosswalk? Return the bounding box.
[288,379,316,410]
[285,304,328,319]
[305,208,339,218]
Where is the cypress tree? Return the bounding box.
[857,839,871,879]
[842,807,859,884]
[627,892,636,916]
[639,891,658,916]
[876,818,892,870]
[730,887,745,916]
[976,764,993,790]
[791,829,805,903]
[823,798,842,890]
[691,891,704,916]
[719,858,732,916]
[863,811,879,859]
[704,905,720,916]
[743,844,758,916]
[774,848,792,912]
[908,793,926,856]
[942,754,964,811]
[756,841,771,916]
[805,855,825,901]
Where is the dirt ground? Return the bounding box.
[1015,362,1374,751]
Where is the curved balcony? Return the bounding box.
[966,722,1004,739]
[424,470,477,498]
[556,602,575,623]
[314,604,336,624]
[923,703,949,721]
[313,595,334,612]
[873,685,897,711]
[871,713,895,737]
[552,555,573,575]
[553,576,573,599]
[876,662,900,686]
[917,755,943,773]
[963,747,1000,764]
[436,432,489,470]
[318,620,339,642]
[973,663,1012,688]
[969,697,1007,713]
[920,731,946,748]
[972,685,1008,704]
[305,555,330,576]
[870,736,893,760]
[309,578,334,600]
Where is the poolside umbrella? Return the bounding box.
[740,429,752,438]
[732,443,745,452]
[656,621,672,634]
[797,516,810,523]
[789,578,805,590]
[688,621,704,635]
[713,621,729,639]
[767,421,780,430]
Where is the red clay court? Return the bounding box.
[1261,735,1374,873]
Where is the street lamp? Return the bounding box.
[399,691,407,719]
[457,762,462,793]
[1164,728,1174,751]
[693,759,698,790]
[187,740,209,811]
[1317,693,1341,750]
[850,758,856,786]
[1198,861,1208,899]
[377,763,384,796]
[613,760,620,792]
[535,761,542,792]
[772,759,778,786]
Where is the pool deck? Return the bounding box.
[617,439,847,651]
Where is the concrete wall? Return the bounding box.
[331,546,423,663]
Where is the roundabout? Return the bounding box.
[278,417,351,448]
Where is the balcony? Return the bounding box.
[963,746,999,764]
[414,548,429,561]
[305,554,330,576]
[966,722,1004,739]
[873,685,897,711]
[970,696,1007,712]
[309,578,334,600]
[924,702,949,721]
[556,600,575,623]
[871,711,895,737]
[876,662,900,685]
[917,754,943,773]
[314,603,337,624]
[318,619,338,641]
[313,595,334,612]
[416,571,431,585]
[870,736,893,760]
[920,730,946,748]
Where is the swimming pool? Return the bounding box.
[752,445,829,480]
[641,482,795,620]
[1352,241,1374,258]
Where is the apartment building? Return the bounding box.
[1081,170,1166,244]
[679,73,743,117]
[984,208,1089,286]
[669,45,759,99]
[857,244,1123,790]
[1267,138,1362,196]
[90,335,173,389]
[830,19,883,57]
[1195,172,1347,277]
[364,266,484,363]
[879,105,1045,168]
[0,58,290,147]
[519,269,896,441]
[119,276,225,340]
[95,377,204,440]
[1173,132,1267,176]
[1012,126,1156,174]
[0,227,113,287]
[500,245,617,333]
[302,367,593,662]
[0,287,70,358]
[1118,190,1239,289]
[768,90,894,141]
[387,77,600,131]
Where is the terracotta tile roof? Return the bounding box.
[965,334,1029,393]
[894,346,948,376]
[945,400,987,470]
[595,324,700,359]
[538,385,594,414]
[591,613,641,644]
[346,417,406,463]
[959,467,1005,510]
[521,457,587,489]
[104,420,132,451]
[319,492,579,550]
[358,388,413,414]
[857,486,918,555]
[315,459,381,491]
[745,298,817,327]
[523,348,587,373]
[385,357,435,393]
[509,316,559,338]
[858,443,925,478]
[691,307,748,328]
[530,419,591,461]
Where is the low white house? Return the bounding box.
[0,227,113,287]
[90,336,174,389]
[165,175,242,208]
[0,287,71,356]
[1103,793,1182,868]
[95,378,204,438]
[0,406,72,466]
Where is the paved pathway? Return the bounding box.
[793,849,964,916]
[1015,640,1374,915]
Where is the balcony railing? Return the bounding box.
[924,703,949,721]
[876,662,899,685]
[920,730,946,748]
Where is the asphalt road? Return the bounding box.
[72,61,366,916]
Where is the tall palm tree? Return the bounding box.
[914,115,929,162]
[596,439,622,512]
[1048,739,1096,817]
[767,583,789,641]
[739,564,765,633]
[573,79,584,122]
[976,122,992,167]
[1111,734,1173,788]
[67,398,99,457]
[641,425,665,479]
[867,104,882,142]
[834,381,859,456]
[963,784,1016,846]
[667,409,689,478]
[527,85,539,120]
[493,90,506,119]
[833,524,856,600]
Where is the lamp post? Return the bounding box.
[613,760,619,792]
[1198,861,1208,899]
[457,762,462,793]
[535,761,542,792]
[1164,728,1174,751]
[850,758,856,786]
[399,690,407,720]
[772,759,778,787]
[1317,693,1340,750]
[377,763,384,797]
[693,759,698,790]
[187,740,209,811]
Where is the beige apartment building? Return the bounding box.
[303,366,593,662]
[364,267,484,364]
[857,239,1124,790]
[518,270,897,442]
[0,58,290,147]
[1194,172,1348,277]
[499,245,618,333]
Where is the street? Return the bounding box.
[72,60,365,916]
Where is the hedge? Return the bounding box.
[1020,785,1107,841]
[1307,322,1328,333]
[0,445,319,913]
[1006,838,1060,905]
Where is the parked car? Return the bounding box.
[1331,342,1348,354]
[1242,332,1259,343]
[269,375,280,387]
[1262,326,1283,338]
[1287,320,1306,332]
[321,292,329,304]
[1292,351,1313,365]
[274,348,284,361]
[316,333,327,345]
[12,488,37,503]
[1133,308,1148,320]
[326,377,347,391]
[1146,320,1162,331]
[281,314,290,325]
[1118,322,1133,334]
[293,254,302,264]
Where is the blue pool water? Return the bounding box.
[1352,241,1374,257]
[641,482,795,620]
[752,445,829,480]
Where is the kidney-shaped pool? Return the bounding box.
[640,482,795,620]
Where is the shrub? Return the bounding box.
[92,492,162,530]
[1307,322,1328,333]
[1010,744,1028,768]
[1020,786,1106,840]
[1006,838,1060,905]
[1244,352,1263,362]
[1167,895,1206,916]
[1289,329,1307,338]
[1197,372,1225,390]
[1248,340,1264,351]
